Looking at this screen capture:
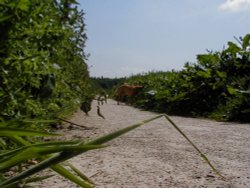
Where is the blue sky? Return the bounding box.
[79,0,250,78]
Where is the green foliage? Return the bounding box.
[0,0,91,119]
[0,119,100,188]
[0,0,98,187]
[119,35,250,122]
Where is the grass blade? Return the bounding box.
[24,175,54,184]
[0,114,224,188]
[0,144,106,171]
[50,165,93,188]
[0,127,60,137]
[66,163,95,185]
[87,114,163,145]
[0,115,163,187]
[163,114,225,179]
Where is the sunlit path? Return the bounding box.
[36,99,250,188]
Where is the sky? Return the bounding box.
[79,0,250,78]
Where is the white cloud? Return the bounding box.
[219,0,250,12]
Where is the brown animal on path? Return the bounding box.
[115,84,143,105]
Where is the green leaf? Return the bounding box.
[227,86,237,95]
[16,0,30,11]
[88,115,163,145]
[51,165,93,188]
[216,70,226,79]
[0,175,55,188]
[0,144,105,171]
[0,15,14,22]
[66,163,95,185]
[242,34,250,49]
[25,175,54,184]
[197,70,210,78]
[197,54,219,68]
[1,163,94,188]
[0,141,80,159]
[227,41,241,54]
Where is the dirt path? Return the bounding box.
[37,99,250,188]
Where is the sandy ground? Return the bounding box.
[36,99,250,188]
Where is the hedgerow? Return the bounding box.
[124,35,250,122]
[0,0,92,120]
[0,1,98,187]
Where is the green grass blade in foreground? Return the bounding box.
[0,141,80,159]
[87,114,163,145]
[25,175,54,184]
[50,165,93,188]
[88,113,224,179]
[0,127,60,137]
[163,114,225,179]
[66,162,95,185]
[0,144,106,171]
[0,114,224,187]
[2,175,55,188]
[0,134,101,188]
[0,115,163,187]
[0,143,104,188]
[0,141,82,164]
[0,138,7,149]
[1,166,92,188]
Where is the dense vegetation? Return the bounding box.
[0,0,94,120]
[0,0,98,187]
[117,35,250,122]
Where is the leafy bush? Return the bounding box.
[0,0,97,187]
[121,35,250,122]
[0,0,92,120]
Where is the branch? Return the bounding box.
[57,118,94,130]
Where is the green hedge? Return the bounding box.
[124,35,250,122]
[0,0,93,120]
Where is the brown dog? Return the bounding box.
[115,84,143,105]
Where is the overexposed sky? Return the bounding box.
[219,0,250,11]
[79,0,250,78]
